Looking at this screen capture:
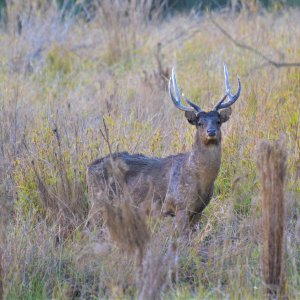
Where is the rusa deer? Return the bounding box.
[87,64,241,231]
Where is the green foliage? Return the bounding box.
[6,275,47,300]
[44,45,77,87]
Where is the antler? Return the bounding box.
[169,67,203,113]
[213,64,241,111]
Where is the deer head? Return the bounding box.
[169,64,241,146]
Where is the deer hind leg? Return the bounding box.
[163,195,190,236]
[189,211,202,230]
[86,182,107,229]
[86,156,131,228]
[86,168,116,229]
[174,209,190,237]
[137,178,163,217]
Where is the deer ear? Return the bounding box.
[185,111,198,125]
[219,107,232,123]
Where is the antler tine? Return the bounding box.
[214,64,241,111]
[182,94,203,113]
[169,67,202,113]
[169,68,194,112]
[213,94,228,111]
[169,77,193,112]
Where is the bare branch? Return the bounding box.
[210,15,300,68]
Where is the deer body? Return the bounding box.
[87,64,241,230]
[88,135,221,219]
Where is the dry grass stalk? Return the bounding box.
[256,138,287,298]
[138,242,177,300]
[103,199,150,269]
[97,0,164,64]
[143,43,170,91]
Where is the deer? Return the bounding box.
[87,64,241,232]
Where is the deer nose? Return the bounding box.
[207,129,216,137]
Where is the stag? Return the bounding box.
[87,64,241,231]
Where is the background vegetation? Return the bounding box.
[0,0,299,299]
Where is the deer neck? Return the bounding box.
[189,132,222,191]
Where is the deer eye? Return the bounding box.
[217,120,221,125]
[198,122,204,127]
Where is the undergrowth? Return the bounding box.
[0,1,299,299]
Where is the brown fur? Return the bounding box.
[87,108,231,232]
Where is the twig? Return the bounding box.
[210,15,300,68]
[52,124,71,202]
[99,119,113,156]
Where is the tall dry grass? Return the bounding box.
[257,138,287,298]
[97,0,166,65]
[0,1,299,299]
[138,242,177,300]
[104,199,150,269]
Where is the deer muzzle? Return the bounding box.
[207,129,217,137]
